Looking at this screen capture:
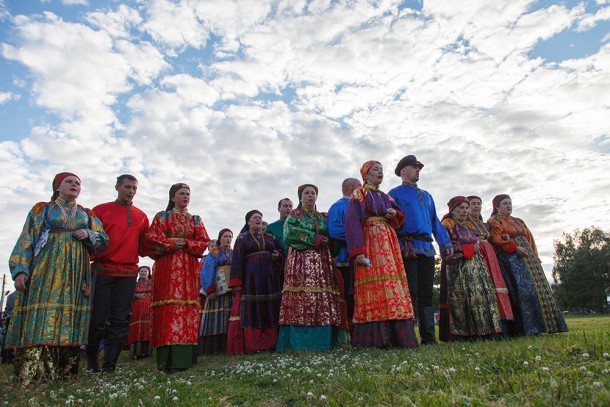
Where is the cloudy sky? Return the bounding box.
[1,0,609,291]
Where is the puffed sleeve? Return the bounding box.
[8,203,46,279]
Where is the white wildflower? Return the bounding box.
[172,397,178,402]
[602,369,609,375]
[523,361,529,367]
[319,395,327,401]
[582,353,590,359]
[580,366,587,372]
[306,392,314,398]
[154,396,161,401]
[474,367,481,373]
[593,382,601,388]
[603,352,609,358]
[448,367,456,374]
[535,356,541,362]
[541,367,550,372]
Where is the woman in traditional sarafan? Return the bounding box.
[345,161,418,348]
[277,184,346,352]
[146,183,210,373]
[7,172,108,383]
[488,194,567,335]
[227,210,283,354]
[466,195,514,335]
[128,266,153,359]
[439,196,502,341]
[199,228,234,355]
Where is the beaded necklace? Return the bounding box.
[56,198,78,229]
[249,229,266,251]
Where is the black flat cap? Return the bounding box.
[394,155,424,176]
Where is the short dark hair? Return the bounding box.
[116,174,138,187]
[277,198,291,210]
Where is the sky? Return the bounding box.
[0,0,609,293]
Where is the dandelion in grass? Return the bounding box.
[154,396,161,401]
[535,356,541,362]
[541,367,549,372]
[523,361,529,367]
[603,353,609,358]
[602,369,609,375]
[580,366,587,372]
[320,395,327,401]
[593,382,601,388]
[582,353,590,359]
[172,397,178,402]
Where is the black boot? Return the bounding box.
[101,343,122,374]
[86,343,100,373]
[419,307,437,345]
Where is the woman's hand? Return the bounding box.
[501,234,510,241]
[271,250,281,260]
[386,208,397,219]
[72,229,89,241]
[174,238,186,249]
[15,273,28,291]
[515,246,528,258]
[208,292,218,300]
[355,254,368,265]
[154,245,166,256]
[319,237,329,247]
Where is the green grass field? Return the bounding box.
[1,315,608,406]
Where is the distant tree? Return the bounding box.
[552,227,610,313]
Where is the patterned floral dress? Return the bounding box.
[276,208,346,352]
[199,245,233,355]
[439,216,501,340]
[488,213,567,335]
[345,185,418,348]
[467,215,513,324]
[128,277,152,359]
[7,198,108,383]
[145,208,210,371]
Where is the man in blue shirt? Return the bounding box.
[328,178,361,329]
[389,155,453,345]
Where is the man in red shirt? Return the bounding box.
[87,174,150,373]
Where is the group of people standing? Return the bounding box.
[4,154,567,384]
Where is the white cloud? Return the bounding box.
[85,4,142,39]
[141,0,210,49]
[1,0,609,287]
[576,6,610,32]
[0,91,19,104]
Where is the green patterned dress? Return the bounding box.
[7,198,108,383]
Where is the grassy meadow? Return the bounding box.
[1,315,608,406]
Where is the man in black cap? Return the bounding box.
[389,155,453,345]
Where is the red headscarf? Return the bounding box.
[360,160,380,182]
[491,194,511,216]
[51,172,80,200]
[447,196,469,213]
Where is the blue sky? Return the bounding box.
[0,0,609,289]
